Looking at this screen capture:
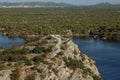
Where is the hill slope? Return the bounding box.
[0,2,74,7]
[94,2,120,7]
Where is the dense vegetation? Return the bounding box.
[0,37,53,70]
[0,7,120,40]
[0,48,29,62]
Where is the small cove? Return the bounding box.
[0,32,25,48]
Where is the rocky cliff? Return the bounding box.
[0,35,102,80]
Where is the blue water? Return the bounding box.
[71,37,120,80]
[0,32,25,48]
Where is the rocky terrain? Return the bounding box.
[0,35,102,80]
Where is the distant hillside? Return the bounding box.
[95,2,112,6]
[0,2,75,7]
[94,2,120,7]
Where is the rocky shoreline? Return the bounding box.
[0,35,102,80]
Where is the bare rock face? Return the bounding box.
[0,36,102,80]
[0,70,11,80]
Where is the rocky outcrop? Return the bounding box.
[0,35,102,80]
[0,70,11,80]
[63,40,101,80]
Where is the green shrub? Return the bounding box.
[32,46,45,53]
[58,52,63,56]
[0,54,27,62]
[92,75,102,80]
[25,74,35,80]
[44,47,52,53]
[39,40,48,45]
[3,48,29,55]
[32,56,44,63]
[0,64,5,70]
[18,48,29,55]
[63,57,68,63]
[3,48,15,54]
[46,36,52,40]
[66,58,84,69]
[24,59,32,66]
[31,66,37,70]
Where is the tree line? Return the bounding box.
[0,7,119,40]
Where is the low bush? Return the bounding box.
[66,58,84,69]
[0,54,27,62]
[32,46,45,53]
[25,74,35,80]
[32,56,44,63]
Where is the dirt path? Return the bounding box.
[50,35,61,58]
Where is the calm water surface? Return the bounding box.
[71,37,120,80]
[0,32,25,48]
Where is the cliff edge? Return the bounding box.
[0,35,102,80]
